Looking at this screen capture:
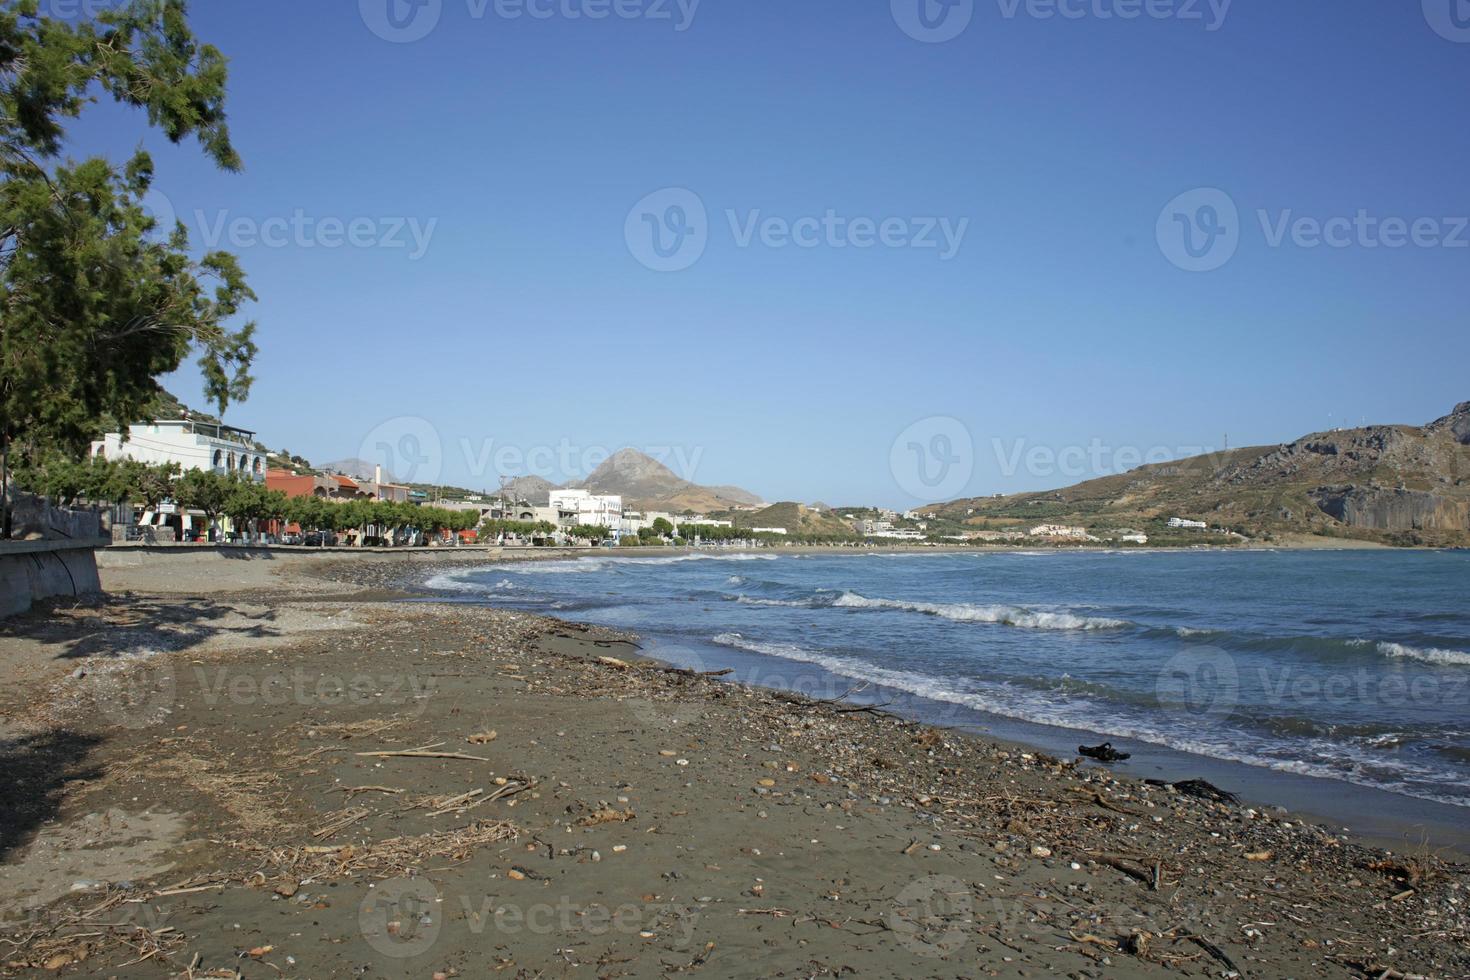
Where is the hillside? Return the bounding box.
[926,401,1470,547]
[733,502,859,539]
[570,449,764,513]
[502,475,558,505]
[319,457,383,481]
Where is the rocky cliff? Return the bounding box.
[929,400,1470,546]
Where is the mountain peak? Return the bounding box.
[1428,399,1470,445]
[589,448,679,484]
[577,448,763,511]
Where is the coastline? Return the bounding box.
[0,548,1464,977]
[93,543,1470,847]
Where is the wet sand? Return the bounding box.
[0,548,1464,978]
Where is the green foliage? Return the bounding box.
[171,467,230,522]
[0,0,256,469]
[122,459,180,510]
[222,478,286,525]
[570,524,610,542]
[651,517,675,536]
[12,452,126,504]
[10,452,185,509]
[478,518,556,541]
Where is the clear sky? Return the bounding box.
[64,0,1470,507]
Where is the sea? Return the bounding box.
[424,548,1470,845]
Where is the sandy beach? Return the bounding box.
[0,548,1465,978]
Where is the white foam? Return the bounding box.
[423,572,479,591]
[711,633,967,701]
[1376,642,1470,667]
[492,552,778,575]
[707,632,1470,809]
[830,592,1127,631]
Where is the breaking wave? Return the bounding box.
[1374,642,1470,667]
[829,592,1128,631]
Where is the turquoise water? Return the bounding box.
[428,549,1470,812]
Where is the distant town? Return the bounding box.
[81,414,1236,548]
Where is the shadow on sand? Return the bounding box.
[0,730,104,861]
[0,595,283,661]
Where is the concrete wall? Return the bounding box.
[9,492,104,542]
[0,541,104,619]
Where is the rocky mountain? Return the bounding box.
[927,401,1470,546]
[501,475,558,505]
[568,449,764,513]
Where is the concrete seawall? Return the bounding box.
[0,540,105,618]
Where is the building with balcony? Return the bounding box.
[92,419,267,482]
[548,489,622,530]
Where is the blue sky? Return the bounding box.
[63,0,1470,506]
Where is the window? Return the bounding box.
[214,450,224,467]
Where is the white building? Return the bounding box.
[678,517,732,531]
[1167,517,1208,530]
[751,527,789,536]
[92,420,267,483]
[548,489,622,529]
[1029,524,1096,541]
